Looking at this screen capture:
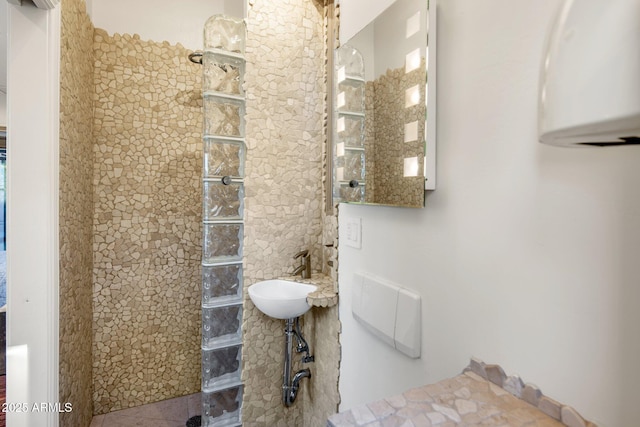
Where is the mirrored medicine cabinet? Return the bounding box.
[329,0,436,210]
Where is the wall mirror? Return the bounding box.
[331,0,436,209]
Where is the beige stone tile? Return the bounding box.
[102,413,185,427]
[454,398,477,415]
[90,414,106,427]
[522,383,542,407]
[332,365,591,427]
[485,364,506,387]
[187,393,201,419]
[243,0,330,423]
[538,396,563,420]
[59,1,95,426]
[106,395,189,423]
[470,403,503,421]
[403,387,432,403]
[397,404,432,420]
[561,405,587,427]
[420,382,449,399]
[463,371,489,385]
[431,404,461,423]
[425,411,447,425]
[92,30,203,413]
[386,394,408,409]
[328,410,357,427]
[351,403,377,424]
[368,399,395,419]
[379,414,414,427]
[453,387,471,399]
[503,406,561,426]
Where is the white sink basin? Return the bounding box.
[248,279,317,319]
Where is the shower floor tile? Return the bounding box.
[91,392,200,427]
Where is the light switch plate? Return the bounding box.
[345,217,361,249]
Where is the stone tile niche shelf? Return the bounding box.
[328,358,596,427]
[282,273,338,308]
[200,14,246,427]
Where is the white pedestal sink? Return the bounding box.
[248,279,317,320]
[248,279,317,406]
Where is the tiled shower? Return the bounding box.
[60,0,338,425]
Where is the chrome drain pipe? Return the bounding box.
[282,317,313,407]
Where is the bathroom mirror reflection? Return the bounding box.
[332,0,435,208]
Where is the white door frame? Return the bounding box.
[6,1,60,426]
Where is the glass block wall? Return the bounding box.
[201,15,246,427]
[334,45,366,203]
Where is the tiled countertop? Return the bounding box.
[328,370,592,427]
[282,273,338,308]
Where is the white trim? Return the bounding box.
[5,0,62,9]
[424,0,437,190]
[6,2,60,426]
[33,0,61,9]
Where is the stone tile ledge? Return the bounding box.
[464,358,596,427]
[282,273,338,308]
[327,358,597,427]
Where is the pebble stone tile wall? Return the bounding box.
[367,63,426,207]
[283,273,341,426]
[363,83,376,203]
[92,29,203,414]
[242,0,340,425]
[59,0,95,425]
[302,304,341,426]
[317,7,342,417]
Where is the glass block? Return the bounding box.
[202,386,243,427]
[339,184,365,203]
[203,223,243,263]
[203,51,245,96]
[335,150,365,183]
[202,345,242,391]
[204,15,246,54]
[338,81,365,112]
[344,151,365,181]
[204,139,245,178]
[202,264,243,305]
[336,45,364,79]
[204,181,244,221]
[204,95,245,138]
[202,304,242,348]
[337,114,365,147]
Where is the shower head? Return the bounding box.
[188,51,203,64]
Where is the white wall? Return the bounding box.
[7,2,60,426]
[338,1,640,426]
[89,0,243,49]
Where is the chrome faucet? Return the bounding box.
[292,249,311,279]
